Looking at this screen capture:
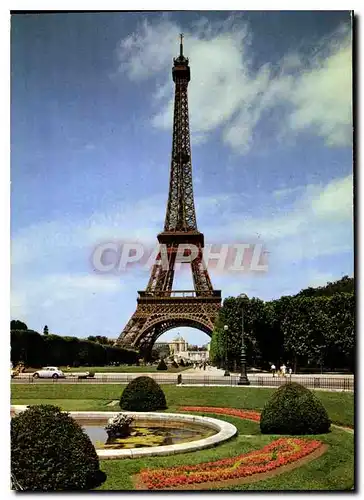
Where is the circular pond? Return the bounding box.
[71,411,237,459]
[82,418,216,449]
[10,407,237,460]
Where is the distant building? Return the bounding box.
[155,334,210,363]
[168,335,188,355]
[182,349,209,363]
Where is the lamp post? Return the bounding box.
[223,325,230,376]
[238,293,250,386]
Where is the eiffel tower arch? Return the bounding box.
[116,35,221,358]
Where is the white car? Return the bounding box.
[32,367,65,379]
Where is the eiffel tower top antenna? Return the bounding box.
[179,33,184,57]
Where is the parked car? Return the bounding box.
[32,367,65,379]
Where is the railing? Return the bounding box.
[138,290,221,298]
[11,374,354,391]
[139,290,197,298]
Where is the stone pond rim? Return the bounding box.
[10,407,237,460]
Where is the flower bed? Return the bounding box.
[137,437,323,490]
[179,406,261,422]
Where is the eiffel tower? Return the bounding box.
[116,35,221,358]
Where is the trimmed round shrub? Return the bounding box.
[156,358,168,371]
[120,376,167,411]
[11,405,106,491]
[260,382,331,435]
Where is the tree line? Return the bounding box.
[10,327,138,367]
[209,276,355,373]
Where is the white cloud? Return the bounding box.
[204,174,353,264]
[272,185,305,200]
[288,39,352,146]
[11,273,122,319]
[310,174,353,221]
[117,17,352,153]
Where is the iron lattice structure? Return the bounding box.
[116,36,221,357]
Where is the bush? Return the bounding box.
[171,360,179,368]
[156,358,168,371]
[179,358,185,367]
[120,376,167,411]
[11,405,106,491]
[260,382,331,435]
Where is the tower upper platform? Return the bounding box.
[172,33,190,82]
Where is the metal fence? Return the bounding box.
[12,374,354,391]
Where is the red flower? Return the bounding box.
[179,406,261,422]
[138,437,323,489]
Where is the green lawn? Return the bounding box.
[11,385,354,427]
[97,417,354,491]
[11,384,354,490]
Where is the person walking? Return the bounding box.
[270,363,276,377]
[281,364,287,377]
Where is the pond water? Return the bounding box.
[83,421,216,449]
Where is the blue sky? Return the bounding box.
[11,11,353,345]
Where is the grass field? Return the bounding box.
[98,417,354,491]
[11,384,354,490]
[11,385,354,427]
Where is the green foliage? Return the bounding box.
[11,320,28,330]
[295,275,354,298]
[211,295,271,370]
[156,358,168,371]
[11,330,138,368]
[282,296,329,369]
[120,376,167,411]
[87,335,113,345]
[211,280,354,372]
[282,293,354,371]
[11,405,106,491]
[260,382,331,435]
[152,343,170,360]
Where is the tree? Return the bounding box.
[11,320,28,331]
[43,325,49,336]
[152,343,170,360]
[324,292,355,370]
[282,296,330,371]
[87,335,113,345]
[296,275,354,298]
[211,296,267,370]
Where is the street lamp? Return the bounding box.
[238,293,250,386]
[223,325,230,376]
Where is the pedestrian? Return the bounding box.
[281,364,287,377]
[270,363,276,377]
[288,367,292,376]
